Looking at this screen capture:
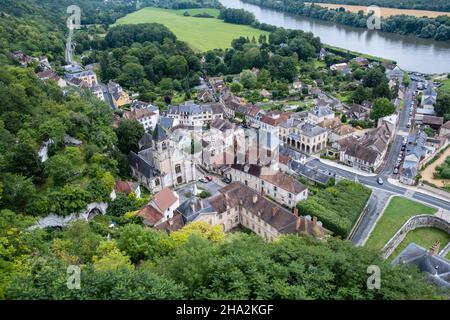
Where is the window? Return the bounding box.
[274,186,277,192]
[155,179,160,186]
[245,180,248,186]
[219,214,223,220]
[175,164,181,174]
[289,193,292,199]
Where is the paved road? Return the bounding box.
[302,82,450,244]
[100,82,116,110]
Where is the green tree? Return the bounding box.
[370,98,396,122]
[45,147,83,187]
[114,119,145,155]
[240,70,257,89]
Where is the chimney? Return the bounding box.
[253,194,258,204]
[428,241,440,256]
[272,207,277,216]
[312,216,317,227]
[293,207,298,216]
[296,217,302,231]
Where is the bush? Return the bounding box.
[297,180,371,238]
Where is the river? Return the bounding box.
[219,0,450,74]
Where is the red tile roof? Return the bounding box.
[153,187,178,213]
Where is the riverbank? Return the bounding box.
[218,0,450,73]
[312,3,450,18]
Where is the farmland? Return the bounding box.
[114,7,269,52]
[313,3,450,18]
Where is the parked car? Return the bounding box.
[394,168,399,174]
[199,177,209,183]
[222,177,232,184]
[204,176,213,182]
[377,177,384,185]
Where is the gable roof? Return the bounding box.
[114,181,139,194]
[137,205,164,226]
[260,171,307,194]
[153,188,178,213]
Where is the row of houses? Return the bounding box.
[132,182,330,242]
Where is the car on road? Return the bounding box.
[222,177,232,184]
[199,177,209,183]
[377,177,384,185]
[204,176,213,182]
[393,168,399,174]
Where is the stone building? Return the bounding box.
[194,182,329,241]
[128,125,196,193]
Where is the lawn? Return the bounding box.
[114,7,269,52]
[389,227,450,261]
[365,196,438,251]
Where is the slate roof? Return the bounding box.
[176,197,214,223]
[159,117,176,129]
[290,161,333,185]
[301,123,327,137]
[152,124,168,141]
[208,182,330,238]
[128,151,160,179]
[138,133,153,150]
[392,243,450,289]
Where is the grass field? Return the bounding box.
[365,196,438,251]
[389,227,450,261]
[313,3,450,18]
[114,7,269,52]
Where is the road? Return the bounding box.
[299,82,450,245]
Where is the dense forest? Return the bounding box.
[0,0,447,300]
[241,0,450,41]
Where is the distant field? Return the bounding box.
[115,7,268,52]
[313,3,450,18]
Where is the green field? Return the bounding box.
[389,227,450,261]
[365,196,438,251]
[115,7,269,52]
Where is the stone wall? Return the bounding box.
[382,215,450,260]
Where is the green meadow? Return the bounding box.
[115,7,269,52]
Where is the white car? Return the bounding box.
[377,178,384,185]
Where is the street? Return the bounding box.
[300,81,450,245]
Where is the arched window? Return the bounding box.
[175,164,181,174]
[155,179,160,186]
